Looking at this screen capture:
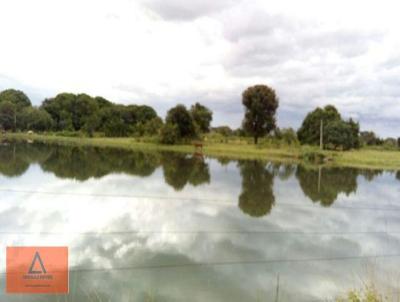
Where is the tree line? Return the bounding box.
[0,86,397,150]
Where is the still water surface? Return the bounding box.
[0,141,400,301]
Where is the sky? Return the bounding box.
[0,0,399,137]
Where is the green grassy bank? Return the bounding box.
[2,132,400,170]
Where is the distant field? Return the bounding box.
[2,133,400,170]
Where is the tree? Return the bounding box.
[384,138,397,149]
[159,123,179,144]
[242,85,279,144]
[135,105,157,124]
[0,101,17,131]
[275,128,299,146]
[297,105,341,145]
[82,114,100,137]
[100,106,130,137]
[143,117,163,136]
[94,96,113,109]
[190,102,213,133]
[360,131,382,146]
[347,118,360,148]
[41,93,75,131]
[0,89,31,109]
[19,107,53,131]
[324,120,358,150]
[212,126,233,137]
[72,94,99,131]
[165,104,197,139]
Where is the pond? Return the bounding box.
[0,141,399,301]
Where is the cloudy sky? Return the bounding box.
[0,0,399,136]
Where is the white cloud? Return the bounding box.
[0,0,400,135]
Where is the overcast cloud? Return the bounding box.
[0,0,399,136]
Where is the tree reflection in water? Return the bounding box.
[161,152,210,191]
[237,160,275,217]
[0,141,392,215]
[295,165,359,207]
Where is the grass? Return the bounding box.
[2,132,400,170]
[336,278,400,302]
[336,286,386,302]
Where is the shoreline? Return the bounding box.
[2,133,400,170]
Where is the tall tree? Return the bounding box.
[0,89,31,109]
[41,93,76,131]
[298,105,360,150]
[72,94,99,131]
[297,105,341,145]
[0,101,17,131]
[19,107,53,131]
[242,85,279,144]
[190,102,213,133]
[360,131,382,146]
[324,120,359,150]
[165,104,197,139]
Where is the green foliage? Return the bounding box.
[360,131,382,146]
[324,119,359,150]
[143,117,163,136]
[159,123,179,144]
[382,137,397,150]
[103,116,129,137]
[41,92,159,136]
[274,128,299,146]
[297,105,341,145]
[212,126,233,137]
[300,148,327,164]
[165,104,197,139]
[72,94,99,130]
[0,101,17,130]
[41,93,75,131]
[242,84,279,144]
[190,102,213,133]
[0,89,31,109]
[298,105,360,150]
[19,107,53,131]
[94,96,113,109]
[336,284,387,302]
[83,114,100,137]
[135,105,157,124]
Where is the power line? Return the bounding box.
[1,188,400,212]
[2,253,399,275]
[0,230,398,236]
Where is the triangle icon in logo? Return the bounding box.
[28,251,47,274]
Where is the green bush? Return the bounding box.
[159,123,179,144]
[300,147,327,164]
